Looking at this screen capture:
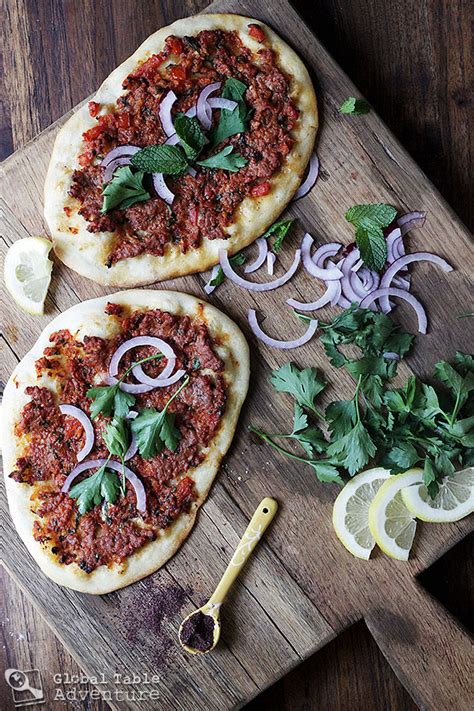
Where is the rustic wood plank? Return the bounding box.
[1,0,473,709]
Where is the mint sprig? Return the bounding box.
[345,203,397,271]
[101,167,150,214]
[130,144,189,175]
[339,97,371,115]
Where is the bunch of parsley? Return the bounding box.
[102,78,252,213]
[251,306,473,496]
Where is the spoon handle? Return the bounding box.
[209,497,278,606]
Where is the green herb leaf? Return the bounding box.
[131,408,179,459]
[101,167,150,214]
[270,362,326,418]
[130,144,189,175]
[345,203,397,271]
[291,404,326,456]
[327,421,377,476]
[339,97,371,115]
[209,78,251,146]
[262,219,295,252]
[87,384,135,420]
[103,417,129,459]
[197,145,248,172]
[173,114,208,160]
[69,461,120,515]
[209,253,246,288]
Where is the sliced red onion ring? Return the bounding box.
[392,275,410,290]
[197,82,221,130]
[338,295,352,309]
[164,133,180,145]
[153,173,175,205]
[360,288,428,333]
[287,278,341,311]
[105,374,154,394]
[359,267,380,292]
[397,211,426,235]
[101,145,140,168]
[352,258,364,272]
[386,227,403,264]
[61,458,146,513]
[219,248,301,292]
[207,97,238,111]
[293,152,319,200]
[204,265,220,295]
[267,252,276,275]
[301,234,343,281]
[185,105,197,118]
[103,157,134,183]
[159,90,178,136]
[135,368,185,388]
[125,411,138,461]
[379,252,453,312]
[313,242,342,267]
[188,166,197,178]
[340,248,368,302]
[244,238,268,273]
[59,405,95,462]
[248,309,318,349]
[110,336,175,384]
[383,352,400,361]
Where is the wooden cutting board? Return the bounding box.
[1,0,472,708]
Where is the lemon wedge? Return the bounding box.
[332,467,391,559]
[401,466,474,522]
[4,237,53,315]
[368,469,423,560]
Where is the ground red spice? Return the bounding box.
[69,29,298,265]
[11,306,227,572]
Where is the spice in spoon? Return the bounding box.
[179,610,215,652]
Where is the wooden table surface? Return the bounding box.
[1,1,472,709]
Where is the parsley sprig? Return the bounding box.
[339,97,371,115]
[69,457,121,515]
[251,306,474,497]
[131,375,190,459]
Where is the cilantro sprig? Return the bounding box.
[345,203,397,271]
[262,219,295,252]
[251,306,474,497]
[208,253,246,289]
[339,97,371,115]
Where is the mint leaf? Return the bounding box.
[345,204,397,271]
[197,145,248,172]
[209,78,251,146]
[174,114,207,160]
[209,253,246,288]
[339,97,370,115]
[271,363,326,417]
[130,144,189,175]
[354,227,387,271]
[262,219,295,252]
[101,167,150,213]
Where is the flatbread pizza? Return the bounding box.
[1,291,249,594]
[44,13,318,286]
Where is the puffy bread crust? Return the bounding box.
[44,13,318,286]
[1,291,249,593]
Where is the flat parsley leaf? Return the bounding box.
[103,417,129,458]
[262,219,295,252]
[209,253,246,288]
[271,362,326,418]
[87,383,135,420]
[173,114,208,160]
[327,420,377,476]
[197,145,248,172]
[69,461,120,515]
[101,166,150,214]
[290,404,326,456]
[209,78,251,147]
[339,97,371,115]
[131,409,179,459]
[345,203,397,271]
[130,144,189,175]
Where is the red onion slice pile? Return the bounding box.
[61,459,146,513]
[59,405,95,462]
[159,90,178,136]
[248,309,318,349]
[219,248,301,292]
[288,278,341,312]
[301,234,343,281]
[379,252,453,313]
[398,211,426,235]
[293,152,320,200]
[244,238,269,274]
[108,335,181,392]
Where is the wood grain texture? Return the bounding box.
[1,0,473,710]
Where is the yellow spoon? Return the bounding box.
[179,497,278,654]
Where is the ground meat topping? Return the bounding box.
[11,307,227,571]
[69,29,298,264]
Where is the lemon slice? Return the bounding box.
[401,466,474,522]
[368,469,423,560]
[4,237,53,315]
[332,467,391,559]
